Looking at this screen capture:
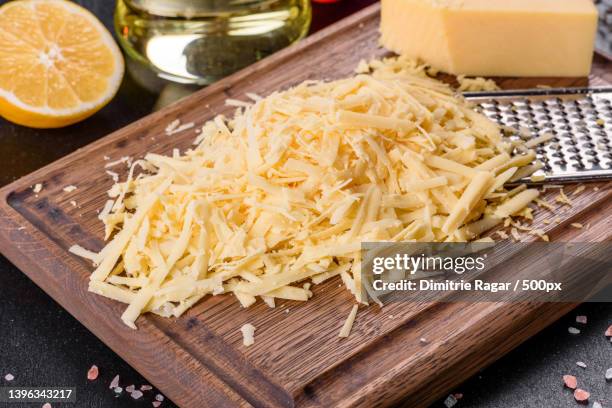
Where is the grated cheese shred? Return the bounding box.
[240,323,256,346]
[456,75,500,92]
[74,56,543,329]
[339,305,359,338]
[555,189,573,206]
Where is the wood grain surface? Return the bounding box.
[0,4,610,407]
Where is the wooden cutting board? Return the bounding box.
[0,4,610,407]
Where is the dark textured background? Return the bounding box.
[0,1,610,407]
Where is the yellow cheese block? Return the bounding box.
[380,0,598,77]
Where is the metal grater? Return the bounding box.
[464,87,612,184]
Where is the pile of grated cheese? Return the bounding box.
[73,56,543,329]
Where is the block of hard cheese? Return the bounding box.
[380,0,598,77]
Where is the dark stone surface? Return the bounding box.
[0,1,609,407]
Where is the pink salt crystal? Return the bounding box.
[563,375,577,389]
[574,388,590,403]
[87,365,99,381]
[4,374,14,381]
[140,384,153,391]
[131,390,143,400]
[109,375,120,389]
[125,385,135,393]
[443,394,457,408]
[576,315,587,324]
[42,404,52,408]
[152,402,162,408]
[155,394,165,401]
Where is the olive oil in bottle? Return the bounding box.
[115,0,311,91]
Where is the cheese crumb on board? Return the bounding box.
[32,183,43,193]
[339,305,359,338]
[572,185,586,196]
[495,230,508,240]
[534,198,555,212]
[105,156,132,169]
[510,228,521,241]
[105,170,119,183]
[240,323,256,346]
[164,119,180,134]
[555,189,573,206]
[165,119,194,136]
[63,185,77,193]
[75,56,542,328]
[69,245,99,262]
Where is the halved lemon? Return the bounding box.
[0,0,124,128]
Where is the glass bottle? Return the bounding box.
[115,0,311,91]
